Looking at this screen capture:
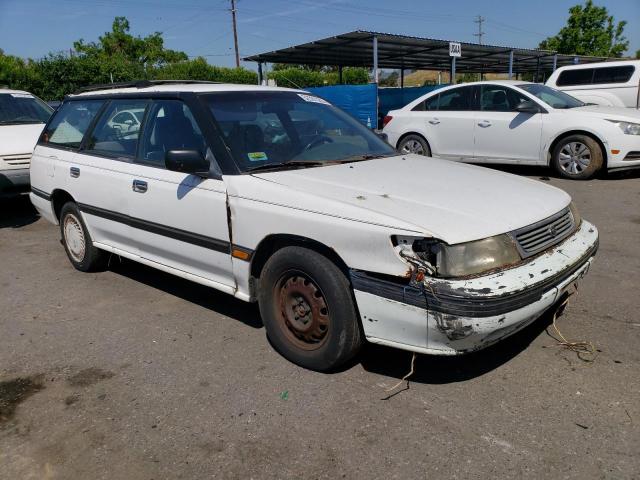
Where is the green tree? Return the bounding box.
[539,0,628,57]
[636,49,640,59]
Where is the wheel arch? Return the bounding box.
[250,234,351,281]
[396,131,431,153]
[51,189,76,221]
[547,129,608,168]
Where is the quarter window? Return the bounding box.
[84,100,149,158]
[41,100,104,149]
[138,100,206,167]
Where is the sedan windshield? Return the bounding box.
[518,84,584,109]
[204,91,395,172]
[0,93,53,124]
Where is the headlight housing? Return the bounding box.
[394,234,522,278]
[607,120,640,135]
[569,201,582,228]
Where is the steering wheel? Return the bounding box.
[304,135,334,151]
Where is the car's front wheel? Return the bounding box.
[257,246,363,371]
[398,134,431,157]
[59,202,108,272]
[551,134,603,180]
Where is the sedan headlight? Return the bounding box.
[394,234,522,278]
[607,120,640,135]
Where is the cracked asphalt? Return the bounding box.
[1,167,639,479]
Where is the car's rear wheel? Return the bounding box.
[59,202,108,272]
[551,134,603,180]
[257,246,363,371]
[398,134,431,157]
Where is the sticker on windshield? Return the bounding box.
[297,93,330,105]
[247,152,268,162]
[10,93,33,98]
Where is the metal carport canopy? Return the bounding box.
[243,30,610,74]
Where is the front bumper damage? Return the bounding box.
[351,220,599,355]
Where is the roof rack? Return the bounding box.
[75,79,221,94]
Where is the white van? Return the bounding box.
[546,60,640,108]
[0,89,53,196]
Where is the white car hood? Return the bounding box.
[570,105,640,122]
[252,155,571,244]
[0,123,45,157]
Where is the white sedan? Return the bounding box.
[382,80,640,179]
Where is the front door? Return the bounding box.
[128,99,234,289]
[474,84,543,164]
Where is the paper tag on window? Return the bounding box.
[248,152,268,162]
[10,93,33,98]
[297,94,330,105]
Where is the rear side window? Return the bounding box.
[593,65,635,84]
[41,100,104,149]
[557,65,635,86]
[84,100,149,158]
[412,94,440,111]
[138,100,206,167]
[437,86,474,111]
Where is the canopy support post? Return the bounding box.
[338,65,343,84]
[552,54,558,71]
[258,62,263,85]
[400,68,404,88]
[508,50,514,80]
[373,35,379,84]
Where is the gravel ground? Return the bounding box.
[1,167,639,479]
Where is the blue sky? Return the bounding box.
[1,0,638,71]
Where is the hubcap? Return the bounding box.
[559,142,591,175]
[63,213,86,262]
[401,139,425,155]
[276,273,329,350]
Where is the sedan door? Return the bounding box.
[412,85,476,161]
[128,98,234,290]
[473,85,544,164]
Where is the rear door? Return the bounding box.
[128,97,234,289]
[473,85,543,164]
[415,85,476,161]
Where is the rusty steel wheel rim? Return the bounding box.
[275,272,330,351]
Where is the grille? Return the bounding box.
[512,208,575,258]
[1,154,31,167]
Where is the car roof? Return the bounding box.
[70,83,304,97]
[0,88,35,95]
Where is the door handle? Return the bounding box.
[132,179,148,193]
[70,166,80,178]
[478,120,492,128]
[428,118,441,125]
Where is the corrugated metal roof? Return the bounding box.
[244,30,611,73]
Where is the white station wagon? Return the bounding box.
[30,81,599,371]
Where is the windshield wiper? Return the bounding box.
[246,161,326,173]
[0,120,42,125]
[337,154,392,164]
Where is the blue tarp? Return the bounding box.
[306,83,378,128]
[378,85,446,117]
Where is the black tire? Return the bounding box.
[398,134,431,157]
[257,246,363,371]
[59,202,108,272]
[551,134,603,180]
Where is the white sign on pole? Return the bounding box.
[449,42,461,57]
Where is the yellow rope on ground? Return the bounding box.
[385,352,417,393]
[549,294,597,362]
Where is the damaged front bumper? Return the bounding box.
[351,220,599,355]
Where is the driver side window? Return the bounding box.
[480,85,529,112]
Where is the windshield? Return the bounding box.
[517,84,584,109]
[204,91,395,172]
[0,93,53,124]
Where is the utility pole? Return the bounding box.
[473,15,485,44]
[230,0,240,67]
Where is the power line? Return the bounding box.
[473,15,485,44]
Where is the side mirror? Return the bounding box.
[165,150,210,177]
[514,100,542,114]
